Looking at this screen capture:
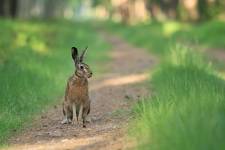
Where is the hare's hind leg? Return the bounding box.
[72,103,78,125]
[82,102,91,128]
[78,104,83,125]
[82,107,89,128]
[61,102,72,124]
[76,105,79,122]
[86,101,91,123]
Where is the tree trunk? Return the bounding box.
[11,0,18,17]
[0,0,5,16]
[44,0,66,19]
[3,0,11,17]
[180,0,199,21]
[17,0,32,19]
[0,0,18,18]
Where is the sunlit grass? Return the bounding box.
[130,46,225,150]
[162,21,182,37]
[0,19,110,144]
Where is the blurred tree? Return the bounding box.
[44,0,66,19]
[17,0,33,19]
[145,0,225,22]
[198,0,225,21]
[179,0,199,21]
[0,0,224,22]
[93,0,113,19]
[146,0,179,21]
[93,0,148,24]
[0,0,18,17]
[0,0,78,19]
[117,0,131,24]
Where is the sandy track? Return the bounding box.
[206,48,225,63]
[6,32,156,150]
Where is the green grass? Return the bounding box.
[130,46,225,150]
[104,20,225,55]
[102,20,225,149]
[0,19,110,144]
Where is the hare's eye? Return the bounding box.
[80,65,84,70]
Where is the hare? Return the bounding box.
[61,46,92,128]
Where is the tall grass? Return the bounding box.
[103,20,225,149]
[131,46,225,150]
[0,19,110,144]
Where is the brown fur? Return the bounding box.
[62,47,92,128]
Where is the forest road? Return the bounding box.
[6,31,156,150]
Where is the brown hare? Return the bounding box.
[61,46,92,128]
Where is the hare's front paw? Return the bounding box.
[72,119,78,125]
[77,120,83,126]
[61,118,72,124]
[61,118,68,124]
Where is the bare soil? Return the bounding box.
[205,48,225,63]
[5,32,156,150]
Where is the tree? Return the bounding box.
[198,0,225,21]
[0,0,18,18]
[145,0,179,21]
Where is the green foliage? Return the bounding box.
[105,20,225,55]
[104,21,169,54]
[198,0,225,20]
[131,46,225,150]
[104,20,225,150]
[174,21,225,49]
[0,19,110,144]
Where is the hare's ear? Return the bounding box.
[80,46,88,62]
[71,47,79,64]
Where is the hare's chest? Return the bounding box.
[68,80,88,100]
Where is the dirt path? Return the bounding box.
[5,32,156,150]
[205,48,225,63]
